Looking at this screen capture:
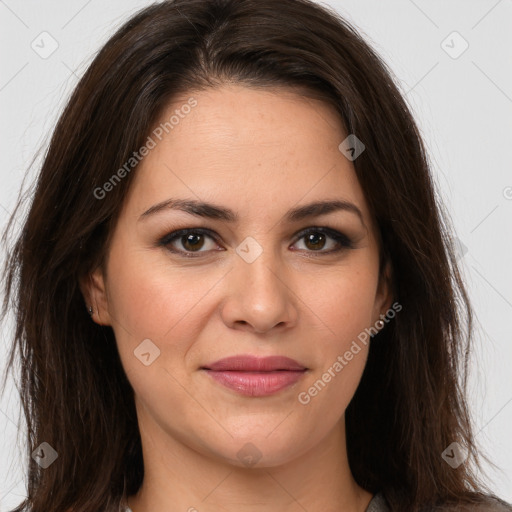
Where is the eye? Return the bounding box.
[159,227,354,258]
[159,228,220,257]
[292,227,354,254]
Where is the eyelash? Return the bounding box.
[158,226,354,258]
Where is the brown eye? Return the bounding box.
[160,228,220,256]
[159,226,353,258]
[303,232,327,251]
[180,233,206,251]
[292,228,354,254]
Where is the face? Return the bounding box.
[84,84,391,468]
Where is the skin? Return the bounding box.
[82,84,393,512]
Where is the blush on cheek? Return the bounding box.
[105,243,201,341]
[316,287,377,345]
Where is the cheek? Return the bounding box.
[105,247,218,425]
[106,241,210,338]
[104,240,224,388]
[294,265,377,417]
[307,263,379,343]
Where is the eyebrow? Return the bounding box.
[139,198,365,227]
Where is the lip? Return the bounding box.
[203,355,306,372]
[201,355,308,397]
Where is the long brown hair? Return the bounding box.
[1,1,508,511]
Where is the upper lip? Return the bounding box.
[202,355,307,372]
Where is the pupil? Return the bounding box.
[183,234,203,251]
[306,233,325,250]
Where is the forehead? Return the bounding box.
[123,84,373,229]
[162,84,346,156]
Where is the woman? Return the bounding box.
[1,1,510,511]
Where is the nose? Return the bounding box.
[219,242,299,334]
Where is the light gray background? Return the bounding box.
[1,0,511,509]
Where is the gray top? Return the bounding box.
[363,492,512,512]
[366,492,390,511]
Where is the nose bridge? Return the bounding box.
[221,234,297,332]
[235,234,286,297]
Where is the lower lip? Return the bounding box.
[203,370,306,397]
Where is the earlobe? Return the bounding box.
[78,267,112,326]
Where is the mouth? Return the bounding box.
[200,355,308,397]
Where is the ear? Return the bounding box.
[79,266,112,326]
[372,258,394,324]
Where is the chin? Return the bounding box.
[206,430,310,469]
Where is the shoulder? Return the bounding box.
[431,498,512,512]
[429,496,512,512]
[368,492,512,512]
[366,492,391,512]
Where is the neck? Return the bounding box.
[126,414,373,512]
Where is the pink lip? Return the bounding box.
[204,355,306,372]
[201,355,307,397]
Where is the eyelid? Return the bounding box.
[158,226,355,257]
